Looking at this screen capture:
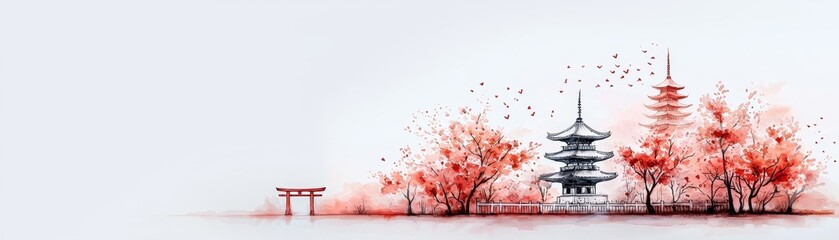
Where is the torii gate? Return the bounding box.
[276,187,326,215]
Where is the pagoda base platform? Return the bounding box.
[557,194,609,204]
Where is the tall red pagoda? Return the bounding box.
[641,49,692,132]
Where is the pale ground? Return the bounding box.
[60,214,838,240]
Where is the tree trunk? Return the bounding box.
[721,146,736,215]
[406,201,413,216]
[724,182,735,214]
[441,189,453,215]
[463,188,479,215]
[785,195,795,214]
[747,195,755,214]
[645,190,656,214]
[405,184,414,216]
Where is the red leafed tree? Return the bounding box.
[409,108,539,215]
[735,122,802,213]
[481,162,555,205]
[695,156,727,212]
[696,82,752,214]
[617,165,643,203]
[665,132,700,205]
[781,151,825,213]
[375,147,419,215]
[618,132,695,214]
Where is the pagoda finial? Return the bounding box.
[666,48,671,78]
[577,89,582,120]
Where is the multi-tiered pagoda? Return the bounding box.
[540,91,617,204]
[642,49,692,132]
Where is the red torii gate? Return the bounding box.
[276,187,326,215]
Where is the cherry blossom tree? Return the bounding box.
[376,163,418,214]
[407,107,539,214]
[781,153,825,213]
[696,82,752,214]
[694,155,727,212]
[618,132,695,213]
[735,122,801,213]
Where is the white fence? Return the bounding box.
[475,201,729,214]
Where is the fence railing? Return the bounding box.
[475,201,730,214]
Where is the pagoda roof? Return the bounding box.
[640,119,693,128]
[545,149,614,163]
[547,119,611,142]
[648,91,688,101]
[652,77,685,90]
[539,170,618,184]
[644,110,691,118]
[549,90,611,142]
[645,100,692,109]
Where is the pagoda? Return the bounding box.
[641,49,692,132]
[540,91,618,204]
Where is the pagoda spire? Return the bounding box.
[666,48,671,78]
[577,90,582,121]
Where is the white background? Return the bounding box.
[2,0,839,239]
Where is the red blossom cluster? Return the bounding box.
[376,107,543,215]
[616,82,827,214]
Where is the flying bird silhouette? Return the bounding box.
[518,89,524,94]
[612,53,618,58]
[597,65,603,69]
